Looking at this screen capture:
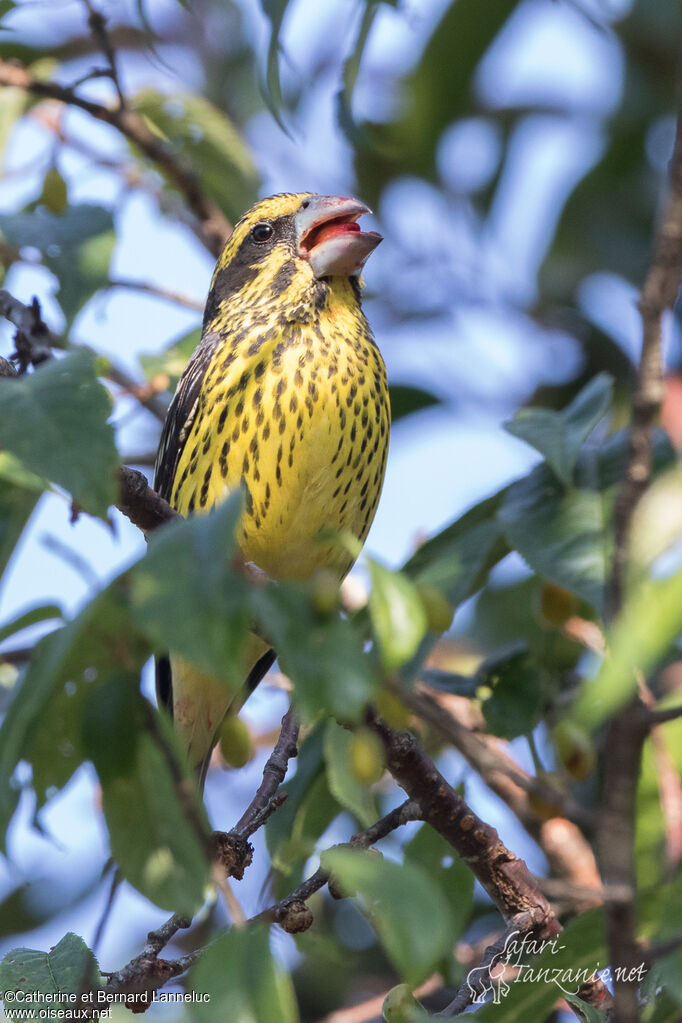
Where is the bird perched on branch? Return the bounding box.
[154,192,389,781]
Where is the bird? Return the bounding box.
[154,192,390,782]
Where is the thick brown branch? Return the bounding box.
[367,712,612,1016]
[367,710,557,929]
[0,58,231,257]
[399,684,601,907]
[116,466,179,531]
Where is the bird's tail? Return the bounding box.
[157,647,277,789]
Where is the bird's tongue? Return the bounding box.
[308,219,361,251]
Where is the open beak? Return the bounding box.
[296,195,382,278]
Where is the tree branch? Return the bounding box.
[398,683,602,907]
[366,710,612,1016]
[0,288,169,420]
[81,0,127,109]
[0,58,231,257]
[102,800,422,1006]
[116,466,178,531]
[598,83,682,1023]
[231,707,299,840]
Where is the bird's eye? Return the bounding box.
[251,222,274,243]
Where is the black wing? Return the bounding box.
[154,331,220,502]
[154,331,219,713]
[153,330,276,721]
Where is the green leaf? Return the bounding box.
[323,719,377,828]
[132,490,249,688]
[420,668,479,696]
[0,579,150,835]
[83,675,211,915]
[337,1,397,143]
[131,90,259,222]
[497,429,675,614]
[139,327,200,391]
[564,994,608,1022]
[404,488,509,608]
[637,712,682,893]
[40,165,68,214]
[479,649,546,740]
[0,932,99,1004]
[369,561,428,672]
[322,847,454,987]
[404,825,474,944]
[0,458,43,583]
[259,0,291,129]
[0,603,61,645]
[0,1,17,25]
[0,203,113,323]
[504,374,613,486]
[253,583,378,723]
[382,984,431,1023]
[389,384,441,423]
[189,925,298,1023]
[0,202,111,248]
[51,230,116,325]
[0,349,119,516]
[471,575,583,673]
[572,573,682,731]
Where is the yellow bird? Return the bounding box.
[154,193,390,780]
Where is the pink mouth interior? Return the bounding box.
[302,216,362,252]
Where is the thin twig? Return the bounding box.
[231,708,299,840]
[599,88,682,1023]
[0,291,52,371]
[106,277,204,311]
[0,288,169,420]
[102,801,421,1001]
[0,58,231,256]
[81,0,126,109]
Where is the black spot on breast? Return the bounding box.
[242,479,254,515]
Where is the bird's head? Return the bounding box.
[207,192,382,314]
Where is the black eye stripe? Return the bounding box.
[252,222,274,243]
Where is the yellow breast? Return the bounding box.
[170,277,390,581]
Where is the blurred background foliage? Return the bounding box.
[0,0,681,1020]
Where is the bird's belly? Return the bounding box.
[239,392,383,580]
[173,329,389,582]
